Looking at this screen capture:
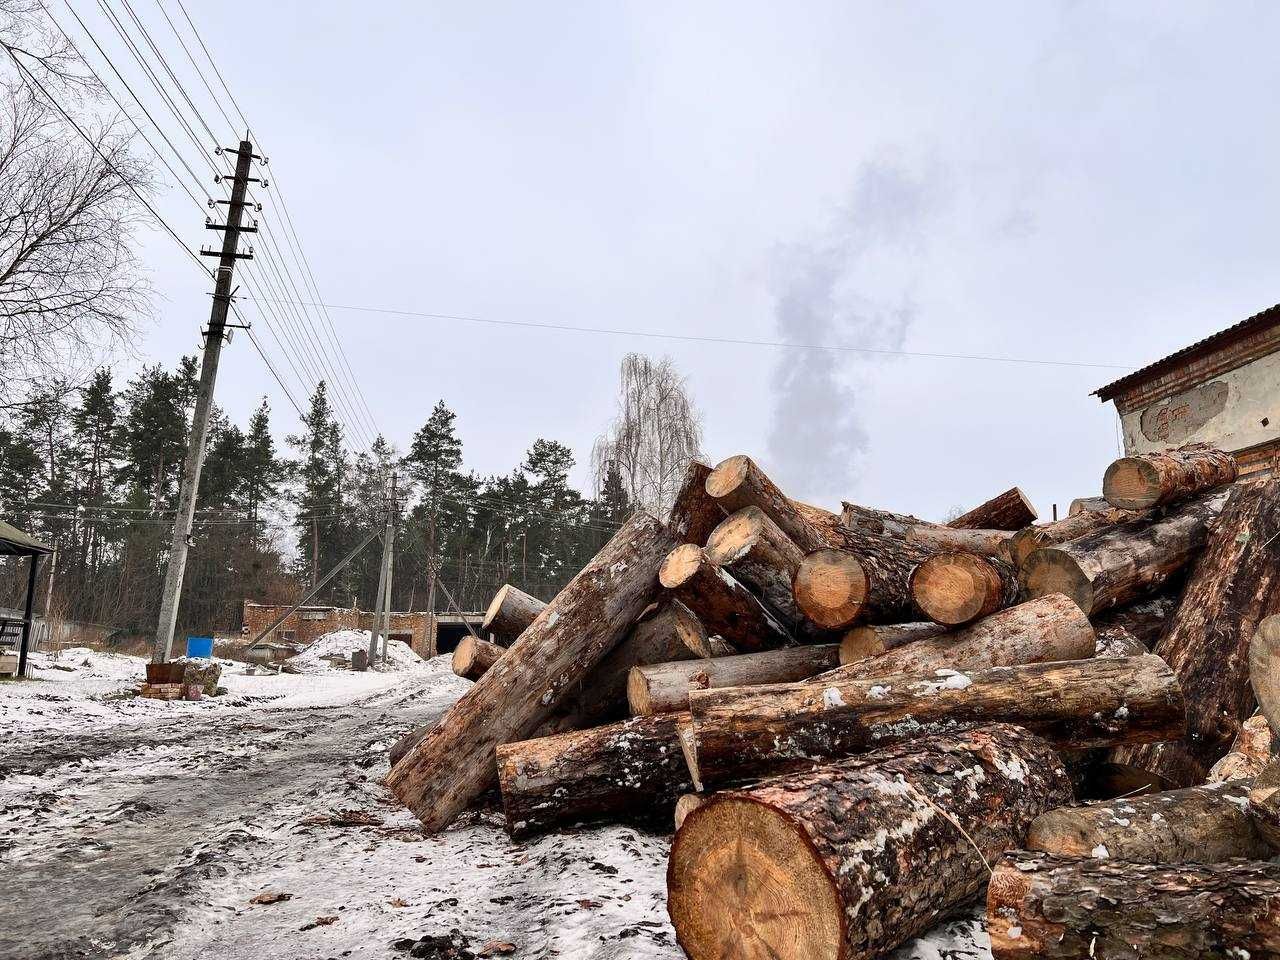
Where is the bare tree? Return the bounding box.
[592,353,702,518]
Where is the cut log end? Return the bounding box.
[627,665,655,715]
[669,797,843,960]
[1022,548,1092,613]
[450,636,495,681]
[660,543,706,589]
[704,506,765,566]
[704,454,751,501]
[793,549,868,629]
[911,552,1009,626]
[1102,457,1162,510]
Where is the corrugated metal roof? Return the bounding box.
[1094,302,1280,401]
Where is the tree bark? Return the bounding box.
[1093,624,1149,658]
[1251,615,1280,740]
[1006,506,1141,569]
[658,543,794,651]
[704,454,828,552]
[792,534,938,628]
[840,501,931,537]
[385,512,677,832]
[452,635,504,681]
[669,724,1071,960]
[909,552,1021,626]
[674,793,706,830]
[480,584,546,644]
[839,621,949,665]
[1090,592,1178,647]
[683,654,1181,790]
[904,525,1014,558]
[1207,711,1275,783]
[1108,480,1280,788]
[1249,758,1280,851]
[1022,487,1230,615]
[1103,442,1238,510]
[1026,779,1268,864]
[627,644,841,715]
[667,460,723,546]
[822,594,1095,684]
[1069,495,1110,515]
[704,507,807,622]
[987,851,1280,959]
[495,712,691,837]
[948,486,1038,530]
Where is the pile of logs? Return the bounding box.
[386,441,1280,959]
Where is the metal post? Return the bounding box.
[366,473,396,665]
[152,139,256,663]
[17,554,40,678]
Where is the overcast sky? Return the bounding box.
[101,1,1280,522]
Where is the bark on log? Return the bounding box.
[683,654,1182,790]
[627,644,841,716]
[1093,624,1149,658]
[1026,779,1268,864]
[822,594,1095,684]
[1069,495,1110,516]
[704,507,806,622]
[840,501,930,537]
[1108,480,1280,788]
[904,525,1014,558]
[674,793,706,831]
[669,724,1071,960]
[704,454,827,553]
[1207,711,1275,783]
[1022,487,1230,615]
[1103,442,1239,510]
[1007,507,1141,569]
[452,636,504,681]
[839,621,949,665]
[385,512,677,832]
[948,486,1038,531]
[792,535,939,629]
[658,543,793,650]
[909,552,1020,627]
[1249,758,1280,851]
[987,851,1280,959]
[496,712,691,837]
[481,584,546,644]
[1090,592,1178,648]
[668,460,723,546]
[1251,615,1280,740]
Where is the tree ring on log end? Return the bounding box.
[482,585,513,631]
[660,543,706,589]
[1022,549,1093,613]
[1103,457,1162,510]
[668,796,843,960]
[705,507,766,566]
[705,455,751,500]
[794,550,868,629]
[912,553,995,626]
[452,637,478,675]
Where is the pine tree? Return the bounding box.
[241,399,284,525]
[287,381,347,593]
[405,401,469,614]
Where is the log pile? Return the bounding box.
[382,443,1280,959]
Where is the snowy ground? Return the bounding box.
[0,648,988,960]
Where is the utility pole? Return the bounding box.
[366,472,397,666]
[151,138,259,663]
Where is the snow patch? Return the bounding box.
[822,687,847,709]
[287,629,423,674]
[1092,844,1109,858]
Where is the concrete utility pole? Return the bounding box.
[152,138,259,663]
[367,472,397,666]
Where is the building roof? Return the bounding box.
[1094,302,1280,402]
[0,520,53,556]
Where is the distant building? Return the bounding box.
[240,600,483,658]
[1094,303,1280,481]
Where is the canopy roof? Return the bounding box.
[0,520,53,556]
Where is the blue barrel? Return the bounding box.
[185,636,214,659]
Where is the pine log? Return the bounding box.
[704,507,806,622]
[840,501,930,537]
[1093,624,1149,658]
[385,512,677,832]
[948,486,1038,530]
[1026,779,1268,864]
[1250,614,1280,739]
[495,712,691,837]
[987,851,1280,959]
[1207,711,1275,783]
[1069,495,1110,515]
[909,552,1020,626]
[1103,442,1239,510]
[839,621,948,665]
[822,594,1095,683]
[669,724,1071,960]
[1022,487,1230,615]
[673,793,706,830]
[904,525,1014,557]
[658,543,793,651]
[683,654,1182,790]
[1249,758,1280,850]
[1108,480,1280,788]
[704,454,827,553]
[627,644,841,715]
[1090,592,1178,648]
[668,460,723,546]
[1007,506,1141,569]
[451,636,504,681]
[480,584,546,644]
[792,535,938,628]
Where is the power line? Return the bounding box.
[240,295,1135,371]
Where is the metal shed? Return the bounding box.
[0,521,53,678]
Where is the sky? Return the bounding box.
[76,0,1280,521]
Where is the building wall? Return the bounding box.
[241,602,438,653]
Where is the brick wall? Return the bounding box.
[242,601,435,653]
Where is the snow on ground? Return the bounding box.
[287,628,424,674]
[1,649,989,960]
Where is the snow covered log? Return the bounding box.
[480,584,546,644]
[909,552,1021,627]
[987,851,1280,959]
[627,644,841,715]
[658,543,793,651]
[1102,442,1238,511]
[682,654,1183,791]
[838,621,949,665]
[668,724,1070,960]
[1026,779,1268,864]
[386,512,677,832]
[667,460,723,546]
[948,486,1037,530]
[452,636,504,681]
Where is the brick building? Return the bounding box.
[241,600,483,657]
[1094,303,1280,481]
